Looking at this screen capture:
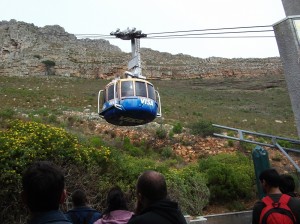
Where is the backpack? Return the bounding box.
[259,194,296,224]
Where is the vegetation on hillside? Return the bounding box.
[0,74,297,223]
[0,74,296,137]
[0,119,210,222]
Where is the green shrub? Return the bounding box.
[123,137,143,156]
[173,122,183,134]
[161,147,174,159]
[0,108,16,119]
[227,139,234,147]
[41,60,56,75]
[239,141,256,152]
[271,151,282,162]
[198,152,254,203]
[89,136,104,148]
[189,120,219,137]
[47,114,58,124]
[277,139,300,150]
[41,60,56,67]
[156,127,167,139]
[166,165,210,216]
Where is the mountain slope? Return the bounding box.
[0,19,283,79]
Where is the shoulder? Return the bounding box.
[288,196,300,209]
[127,213,152,224]
[29,210,72,224]
[253,200,265,211]
[93,219,103,224]
[252,200,265,224]
[127,212,167,224]
[66,207,101,214]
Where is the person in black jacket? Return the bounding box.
[21,161,72,224]
[128,170,187,224]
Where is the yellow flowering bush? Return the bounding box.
[0,119,111,219]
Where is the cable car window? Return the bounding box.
[121,81,134,97]
[107,84,115,101]
[135,81,147,97]
[147,83,156,100]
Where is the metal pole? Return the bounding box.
[273,1,300,138]
[281,0,300,16]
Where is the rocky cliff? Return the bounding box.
[0,19,283,79]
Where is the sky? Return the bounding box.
[1,0,286,58]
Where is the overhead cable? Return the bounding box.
[146,25,272,35]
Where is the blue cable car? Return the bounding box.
[98,76,161,126]
[97,28,162,126]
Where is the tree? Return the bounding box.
[41,60,56,75]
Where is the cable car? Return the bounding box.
[97,28,162,126]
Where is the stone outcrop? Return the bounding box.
[0,19,283,79]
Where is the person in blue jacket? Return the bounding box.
[65,189,102,224]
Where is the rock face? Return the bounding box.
[0,19,283,79]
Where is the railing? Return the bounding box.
[212,124,300,173]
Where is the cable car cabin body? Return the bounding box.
[98,78,161,126]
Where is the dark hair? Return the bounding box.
[137,170,167,202]
[259,168,281,187]
[71,189,88,207]
[22,161,65,212]
[103,186,128,216]
[280,174,296,195]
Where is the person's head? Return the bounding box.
[22,161,66,213]
[136,170,167,205]
[71,189,88,207]
[280,174,296,195]
[104,186,128,215]
[259,168,281,193]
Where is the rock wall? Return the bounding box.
[0,19,283,79]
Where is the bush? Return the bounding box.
[156,127,167,139]
[41,60,56,75]
[41,60,55,67]
[198,152,255,203]
[189,120,219,137]
[123,137,143,156]
[0,108,16,119]
[0,120,111,222]
[161,147,174,159]
[166,165,210,216]
[172,122,183,134]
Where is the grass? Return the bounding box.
[0,73,297,138]
[152,74,297,138]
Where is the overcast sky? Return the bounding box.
[1,0,286,58]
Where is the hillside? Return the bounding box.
[0,19,283,79]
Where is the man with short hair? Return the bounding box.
[128,170,187,224]
[280,174,297,197]
[22,161,71,224]
[65,189,102,224]
[252,168,300,224]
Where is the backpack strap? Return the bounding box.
[279,194,290,205]
[259,194,296,224]
[260,196,274,224]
